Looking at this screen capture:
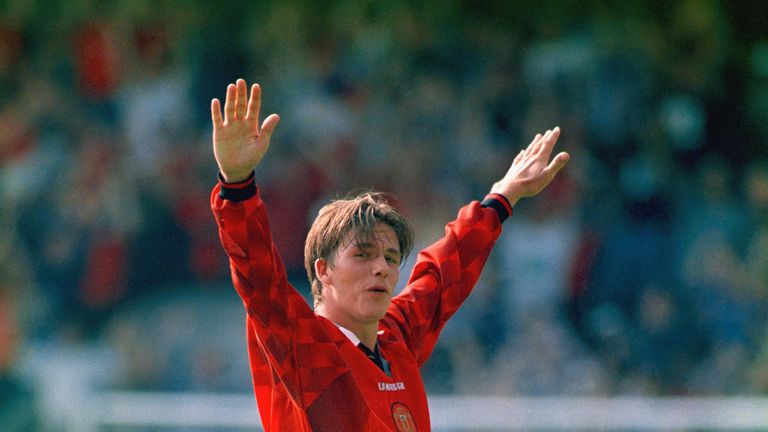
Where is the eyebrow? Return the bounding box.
[354,242,401,258]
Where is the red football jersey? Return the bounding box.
[211,178,503,431]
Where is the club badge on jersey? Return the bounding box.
[391,402,417,431]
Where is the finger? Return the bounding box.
[211,98,223,130]
[224,83,236,124]
[246,83,261,124]
[538,126,561,159]
[235,79,248,119]
[542,151,570,177]
[529,133,542,149]
[521,133,542,159]
[533,129,551,154]
[513,149,525,165]
[260,113,281,140]
[524,131,545,159]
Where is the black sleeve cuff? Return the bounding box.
[481,193,513,223]
[218,171,256,202]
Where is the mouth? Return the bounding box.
[366,286,390,295]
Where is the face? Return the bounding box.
[315,223,401,328]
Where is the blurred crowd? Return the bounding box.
[1,0,768,426]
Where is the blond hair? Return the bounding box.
[304,192,414,307]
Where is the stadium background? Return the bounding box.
[1,0,767,430]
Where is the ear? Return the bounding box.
[315,258,332,284]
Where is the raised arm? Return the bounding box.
[490,126,569,206]
[211,79,280,183]
[386,127,569,363]
[211,82,337,408]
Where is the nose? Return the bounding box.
[373,254,389,277]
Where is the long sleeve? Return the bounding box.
[383,200,504,365]
[212,177,507,430]
[211,178,378,431]
[211,179,317,400]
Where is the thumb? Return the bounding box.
[543,152,570,176]
[260,114,280,139]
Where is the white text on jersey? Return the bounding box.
[378,382,406,391]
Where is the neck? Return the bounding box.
[352,326,378,351]
[315,307,379,350]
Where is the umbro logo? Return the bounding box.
[378,382,406,391]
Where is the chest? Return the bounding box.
[340,338,429,431]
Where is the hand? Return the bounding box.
[211,79,280,183]
[490,127,570,206]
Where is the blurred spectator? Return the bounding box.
[0,21,23,101]
[572,146,681,389]
[17,124,142,338]
[262,149,331,293]
[683,232,756,393]
[118,20,194,183]
[746,42,768,146]
[744,160,768,300]
[72,19,122,124]
[674,157,749,260]
[655,0,729,98]
[104,288,249,393]
[631,284,696,393]
[497,172,581,326]
[733,161,768,394]
[0,290,42,431]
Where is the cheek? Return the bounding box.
[389,268,401,283]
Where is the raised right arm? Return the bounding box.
[210,79,300,338]
[210,82,356,412]
[210,80,314,400]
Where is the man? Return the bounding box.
[0,294,42,431]
[210,79,569,431]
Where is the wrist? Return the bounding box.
[220,170,253,184]
[488,187,521,208]
[217,170,256,202]
[218,170,254,185]
[481,193,514,222]
[501,193,520,208]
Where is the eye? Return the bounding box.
[386,256,399,265]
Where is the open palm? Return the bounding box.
[490,127,570,206]
[211,79,280,183]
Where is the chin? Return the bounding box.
[362,305,390,322]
